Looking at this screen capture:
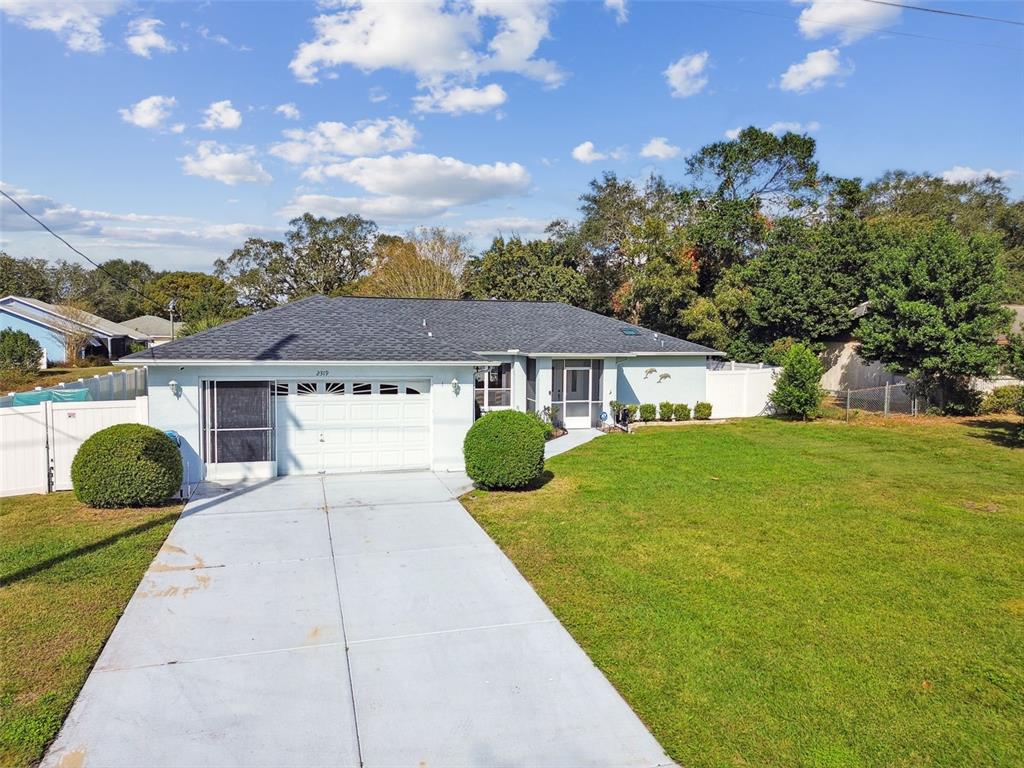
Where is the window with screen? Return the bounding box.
[202,381,274,464]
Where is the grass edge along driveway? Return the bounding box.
[0,493,179,767]
[463,417,1024,768]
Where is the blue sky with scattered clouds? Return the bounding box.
[2,0,1021,271]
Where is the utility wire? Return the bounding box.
[1,188,168,314]
[695,2,1022,52]
[861,0,1024,28]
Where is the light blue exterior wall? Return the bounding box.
[0,309,66,363]
[616,356,708,407]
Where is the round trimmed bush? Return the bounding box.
[463,410,545,490]
[72,424,182,508]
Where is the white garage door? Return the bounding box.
[276,379,431,475]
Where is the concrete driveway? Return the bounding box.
[43,472,672,768]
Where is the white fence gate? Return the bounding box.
[705,365,779,418]
[0,397,149,497]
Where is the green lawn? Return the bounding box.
[0,366,117,395]
[0,493,179,767]
[463,417,1024,768]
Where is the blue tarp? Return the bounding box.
[10,388,92,406]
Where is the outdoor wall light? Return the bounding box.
[451,377,461,396]
[168,380,182,399]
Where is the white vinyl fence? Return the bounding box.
[705,364,779,418]
[0,367,147,408]
[0,397,149,497]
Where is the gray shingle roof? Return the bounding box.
[122,295,721,363]
[123,315,175,338]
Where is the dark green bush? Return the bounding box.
[71,424,182,508]
[624,404,639,423]
[639,403,656,422]
[769,342,825,420]
[464,410,545,489]
[527,410,555,440]
[694,401,713,420]
[659,401,674,421]
[673,403,691,421]
[979,385,1023,415]
[0,328,42,373]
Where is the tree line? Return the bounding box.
[2,127,1022,406]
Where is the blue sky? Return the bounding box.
[2,0,1022,271]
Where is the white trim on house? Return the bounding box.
[116,358,491,367]
[0,295,149,341]
[525,351,717,358]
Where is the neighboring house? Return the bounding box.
[122,315,176,345]
[0,295,151,365]
[821,302,1024,392]
[121,295,721,483]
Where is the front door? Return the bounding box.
[563,366,591,429]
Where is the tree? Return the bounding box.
[147,272,245,333]
[87,259,156,321]
[49,301,98,362]
[359,228,468,298]
[0,253,52,300]
[216,213,378,309]
[465,236,589,305]
[769,342,825,420]
[0,328,43,372]
[685,126,820,210]
[856,221,1010,406]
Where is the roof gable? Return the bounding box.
[0,296,149,340]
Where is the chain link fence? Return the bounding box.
[830,382,923,419]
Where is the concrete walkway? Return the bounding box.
[43,472,671,768]
[545,427,604,459]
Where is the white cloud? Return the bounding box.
[200,100,243,130]
[640,137,680,160]
[412,83,507,115]
[368,86,388,103]
[604,0,627,24]
[795,0,901,45]
[180,142,271,185]
[288,0,565,113]
[275,103,301,120]
[125,17,175,58]
[270,118,417,165]
[779,48,848,93]
[198,25,249,51]
[664,51,709,98]
[118,95,177,130]
[572,141,606,164]
[170,123,186,134]
[0,181,276,267]
[463,216,550,237]
[0,0,124,53]
[726,121,821,139]
[940,166,1019,184]
[286,152,530,220]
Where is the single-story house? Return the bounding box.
[122,315,176,345]
[121,295,721,483]
[1,295,151,365]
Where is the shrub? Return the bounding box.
[624,404,639,423]
[463,410,545,489]
[0,328,42,373]
[609,399,623,424]
[639,403,656,422]
[527,410,555,440]
[769,342,825,420]
[694,401,713,420]
[673,403,691,421]
[71,424,182,508]
[979,385,1023,415]
[659,401,674,421]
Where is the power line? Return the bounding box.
[1,188,168,314]
[696,2,1022,52]
[861,0,1024,27]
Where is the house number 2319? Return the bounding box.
[315,370,330,376]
